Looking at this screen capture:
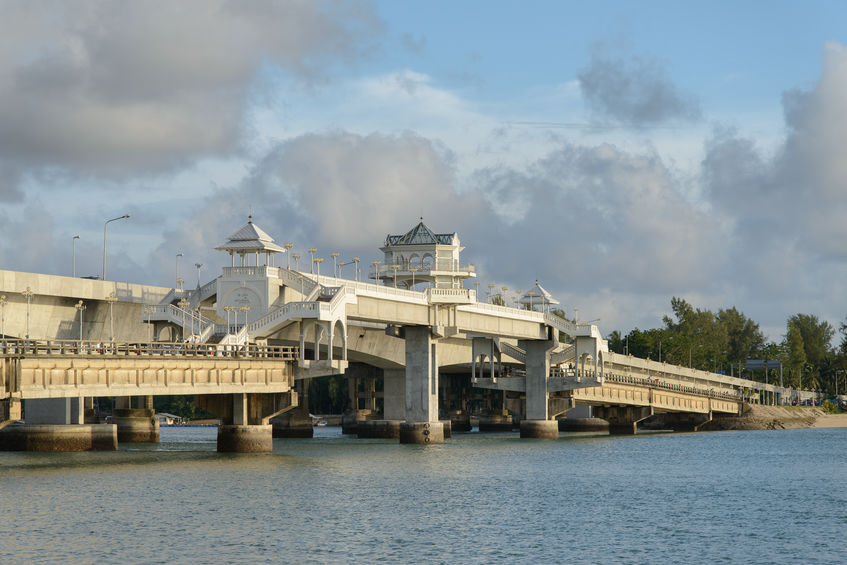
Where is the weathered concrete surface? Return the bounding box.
[399,421,444,444]
[558,417,609,432]
[478,412,513,432]
[217,424,273,452]
[519,419,558,439]
[112,408,160,442]
[357,419,402,438]
[0,423,117,451]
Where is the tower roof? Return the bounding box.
[519,280,559,306]
[385,219,456,246]
[215,216,286,254]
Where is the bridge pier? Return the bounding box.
[593,406,654,435]
[272,381,313,438]
[197,392,294,452]
[0,398,117,451]
[113,396,159,443]
[518,335,559,439]
[400,326,444,444]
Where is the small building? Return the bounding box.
[374,219,476,290]
[154,412,184,426]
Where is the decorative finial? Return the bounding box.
[248,215,253,223]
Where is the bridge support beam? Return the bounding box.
[593,406,654,435]
[272,380,313,438]
[518,333,559,439]
[400,326,444,444]
[0,397,118,451]
[113,396,159,443]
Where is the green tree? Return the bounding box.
[718,306,765,369]
[785,319,807,389]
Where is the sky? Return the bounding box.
[2,0,847,342]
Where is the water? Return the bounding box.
[1,427,845,564]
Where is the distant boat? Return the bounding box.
[315,420,327,427]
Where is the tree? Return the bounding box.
[718,306,765,369]
[785,319,807,389]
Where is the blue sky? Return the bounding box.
[2,0,847,342]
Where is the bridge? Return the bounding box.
[0,218,815,451]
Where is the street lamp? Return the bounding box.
[292,253,301,271]
[409,267,419,290]
[22,287,34,340]
[308,248,317,273]
[331,252,340,278]
[105,292,117,343]
[239,306,251,341]
[72,235,80,277]
[175,253,183,289]
[75,300,85,343]
[392,264,399,288]
[102,214,130,280]
[284,243,294,269]
[195,263,203,289]
[314,257,323,278]
[372,260,381,283]
[0,295,6,349]
[488,283,496,303]
[353,257,360,282]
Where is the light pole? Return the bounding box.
[488,283,496,303]
[0,295,6,348]
[308,248,317,273]
[331,252,340,278]
[72,235,80,277]
[23,287,33,340]
[372,260,381,283]
[178,298,189,341]
[195,263,203,289]
[102,214,130,280]
[75,300,85,343]
[409,267,419,290]
[284,243,294,269]
[239,306,251,341]
[292,253,301,271]
[105,292,117,343]
[392,264,399,288]
[314,257,323,278]
[353,257,360,282]
[175,253,183,288]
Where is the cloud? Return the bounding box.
[578,45,701,126]
[0,0,383,196]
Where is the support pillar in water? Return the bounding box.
[399,326,444,445]
[112,396,159,443]
[517,335,559,439]
[0,398,117,451]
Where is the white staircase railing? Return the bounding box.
[500,342,526,363]
[142,304,217,341]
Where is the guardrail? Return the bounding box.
[604,372,742,401]
[0,339,298,359]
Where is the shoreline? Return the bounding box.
[704,405,847,431]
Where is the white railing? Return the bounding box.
[247,301,330,337]
[142,304,216,337]
[196,277,218,302]
[222,266,279,278]
[427,288,476,303]
[501,342,526,362]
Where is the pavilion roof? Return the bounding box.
[215,216,286,254]
[519,280,560,306]
[385,219,456,246]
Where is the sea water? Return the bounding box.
[1,426,845,564]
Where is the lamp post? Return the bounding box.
[178,298,189,341]
[488,283,496,303]
[292,253,301,271]
[308,248,317,273]
[409,267,419,290]
[353,257,360,282]
[195,263,203,289]
[392,264,399,288]
[239,306,251,341]
[175,253,183,288]
[72,235,80,277]
[372,260,381,283]
[22,287,34,340]
[75,300,85,344]
[314,257,323,278]
[105,292,117,343]
[102,214,130,280]
[284,243,294,269]
[331,252,340,278]
[0,295,6,349]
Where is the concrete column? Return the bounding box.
[518,335,559,439]
[383,369,406,420]
[217,393,272,452]
[1,398,117,451]
[400,326,444,444]
[272,380,313,438]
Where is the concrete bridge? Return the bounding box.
[0,218,816,451]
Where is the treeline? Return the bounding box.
[604,297,846,394]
